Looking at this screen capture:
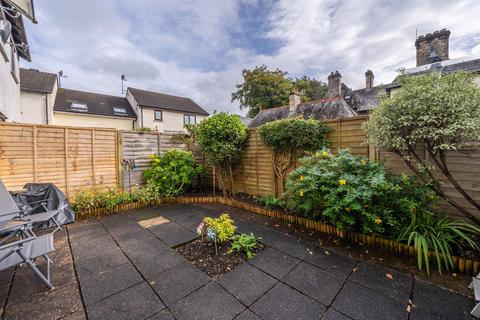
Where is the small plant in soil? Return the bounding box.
[229,233,261,259]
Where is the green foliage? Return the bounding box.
[398,211,480,275]
[285,149,436,236]
[293,76,328,102]
[135,127,153,132]
[229,233,261,259]
[144,149,197,197]
[258,196,285,210]
[203,213,236,243]
[258,117,330,153]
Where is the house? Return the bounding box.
[126,87,209,132]
[19,68,57,124]
[0,0,34,122]
[53,88,136,130]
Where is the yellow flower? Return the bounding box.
[374,217,382,224]
[299,190,304,197]
[345,208,351,212]
[322,151,329,158]
[339,179,346,185]
[299,175,305,181]
[315,151,321,158]
[361,159,367,166]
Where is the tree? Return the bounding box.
[232,65,292,118]
[364,71,480,225]
[293,76,328,101]
[197,112,248,197]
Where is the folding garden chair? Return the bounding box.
[0,232,56,289]
[470,273,480,318]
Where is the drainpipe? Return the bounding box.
[45,93,49,124]
[140,106,144,127]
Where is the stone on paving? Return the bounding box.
[149,262,210,306]
[305,248,357,279]
[411,279,475,320]
[250,282,326,320]
[321,308,352,320]
[234,309,262,320]
[86,282,164,320]
[79,262,143,306]
[349,261,411,302]
[4,283,83,320]
[332,281,407,320]
[282,262,344,306]
[149,222,198,247]
[218,263,278,306]
[128,248,187,279]
[147,309,176,320]
[171,282,244,320]
[248,247,300,279]
[272,235,316,259]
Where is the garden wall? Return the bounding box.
[0,123,118,198]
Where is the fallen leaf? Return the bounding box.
[452,273,457,277]
[324,250,330,255]
[386,273,393,280]
[406,305,411,313]
[352,267,358,272]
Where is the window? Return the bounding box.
[113,106,127,115]
[71,102,88,111]
[184,115,196,125]
[154,110,162,121]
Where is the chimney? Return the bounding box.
[289,89,301,111]
[327,71,342,98]
[415,29,450,66]
[365,70,374,90]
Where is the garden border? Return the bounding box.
[75,196,480,276]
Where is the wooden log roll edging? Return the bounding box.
[75,195,479,276]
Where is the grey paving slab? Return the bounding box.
[147,309,176,320]
[73,246,131,278]
[86,282,164,320]
[236,221,287,246]
[248,247,300,279]
[128,248,187,279]
[271,235,316,259]
[78,262,143,306]
[149,262,211,306]
[282,262,345,306]
[218,263,278,306]
[349,261,412,302]
[321,308,353,320]
[60,310,87,320]
[332,281,408,320]
[411,279,475,320]
[305,248,357,279]
[250,282,326,320]
[149,222,198,247]
[171,282,245,320]
[174,214,204,232]
[234,309,262,320]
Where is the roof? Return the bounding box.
[352,85,383,113]
[249,98,357,128]
[2,1,30,61]
[128,87,209,115]
[20,68,57,93]
[54,89,137,119]
[238,116,251,126]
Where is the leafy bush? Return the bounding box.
[203,213,236,243]
[135,127,153,132]
[258,196,285,210]
[197,112,248,196]
[144,149,197,197]
[398,210,480,275]
[285,149,436,236]
[229,233,261,259]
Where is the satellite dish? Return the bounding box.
[0,20,12,44]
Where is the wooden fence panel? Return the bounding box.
[0,123,117,198]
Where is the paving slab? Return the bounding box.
[271,235,316,259]
[171,282,245,320]
[78,262,143,306]
[349,261,412,302]
[147,309,176,320]
[248,247,300,279]
[149,262,211,306]
[73,246,131,278]
[250,282,326,320]
[321,308,353,320]
[234,309,262,320]
[128,248,187,279]
[149,222,198,247]
[60,310,87,320]
[305,247,357,279]
[218,263,278,306]
[282,262,345,306]
[86,282,164,320]
[411,279,475,320]
[332,281,407,320]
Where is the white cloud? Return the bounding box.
[22,0,480,115]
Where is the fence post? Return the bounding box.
[255,131,260,195]
[91,128,96,187]
[337,119,341,153]
[64,128,69,198]
[32,126,37,182]
[157,131,161,155]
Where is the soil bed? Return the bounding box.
[175,238,265,279]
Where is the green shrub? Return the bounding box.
[203,213,236,243]
[229,233,261,259]
[144,149,197,197]
[398,210,480,275]
[258,196,285,210]
[285,148,436,236]
[135,127,153,132]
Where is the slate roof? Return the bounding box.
[2,0,30,61]
[54,88,137,118]
[128,87,209,115]
[352,86,383,113]
[249,98,357,128]
[20,68,57,93]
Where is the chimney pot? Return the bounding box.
[327,70,342,98]
[365,70,374,90]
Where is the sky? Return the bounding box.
[22,0,480,115]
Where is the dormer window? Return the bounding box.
[71,102,88,111]
[113,106,127,115]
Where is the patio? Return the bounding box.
[0,203,475,320]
